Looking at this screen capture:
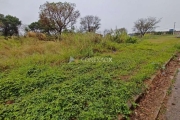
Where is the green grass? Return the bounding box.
[0,34,180,119]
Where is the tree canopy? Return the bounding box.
[0,14,21,36]
[133,17,161,37]
[28,21,42,32]
[39,2,80,35]
[80,15,101,32]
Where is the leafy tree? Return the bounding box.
[114,28,128,36]
[0,14,4,27]
[133,17,161,37]
[24,26,30,33]
[39,2,80,35]
[117,28,128,34]
[0,13,21,36]
[80,15,101,32]
[0,14,4,35]
[28,21,42,32]
[28,20,54,34]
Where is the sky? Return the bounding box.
[0,0,180,33]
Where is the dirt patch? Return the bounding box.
[130,53,180,120]
[5,100,15,105]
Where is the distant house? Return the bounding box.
[169,29,174,32]
[152,29,180,35]
[168,29,180,35]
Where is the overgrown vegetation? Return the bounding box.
[104,28,138,44]
[0,34,180,119]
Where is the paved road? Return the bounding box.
[166,68,180,120]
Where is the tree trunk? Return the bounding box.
[4,27,8,36]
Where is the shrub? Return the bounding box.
[154,32,162,35]
[111,35,123,43]
[27,31,36,37]
[102,40,118,51]
[110,30,129,43]
[80,46,94,57]
[26,32,46,40]
[92,34,102,44]
[125,37,137,43]
[36,33,46,40]
[174,44,180,49]
[111,33,137,44]
[45,35,57,41]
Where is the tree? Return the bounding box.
[114,28,128,36]
[39,2,80,35]
[0,14,4,28]
[103,29,113,36]
[117,28,128,34]
[80,15,101,32]
[28,21,42,32]
[133,17,161,37]
[0,14,21,36]
[0,14,4,34]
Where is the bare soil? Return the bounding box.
[130,53,180,120]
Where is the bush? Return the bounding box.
[166,31,173,35]
[26,32,46,40]
[36,33,46,40]
[45,35,58,41]
[153,32,162,35]
[125,37,137,43]
[102,40,118,51]
[174,44,180,49]
[92,35,102,44]
[111,35,123,43]
[27,31,36,37]
[111,33,137,44]
[110,29,130,43]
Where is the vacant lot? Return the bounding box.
[0,34,180,119]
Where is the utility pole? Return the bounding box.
[173,22,176,35]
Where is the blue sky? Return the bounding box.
[0,0,180,33]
